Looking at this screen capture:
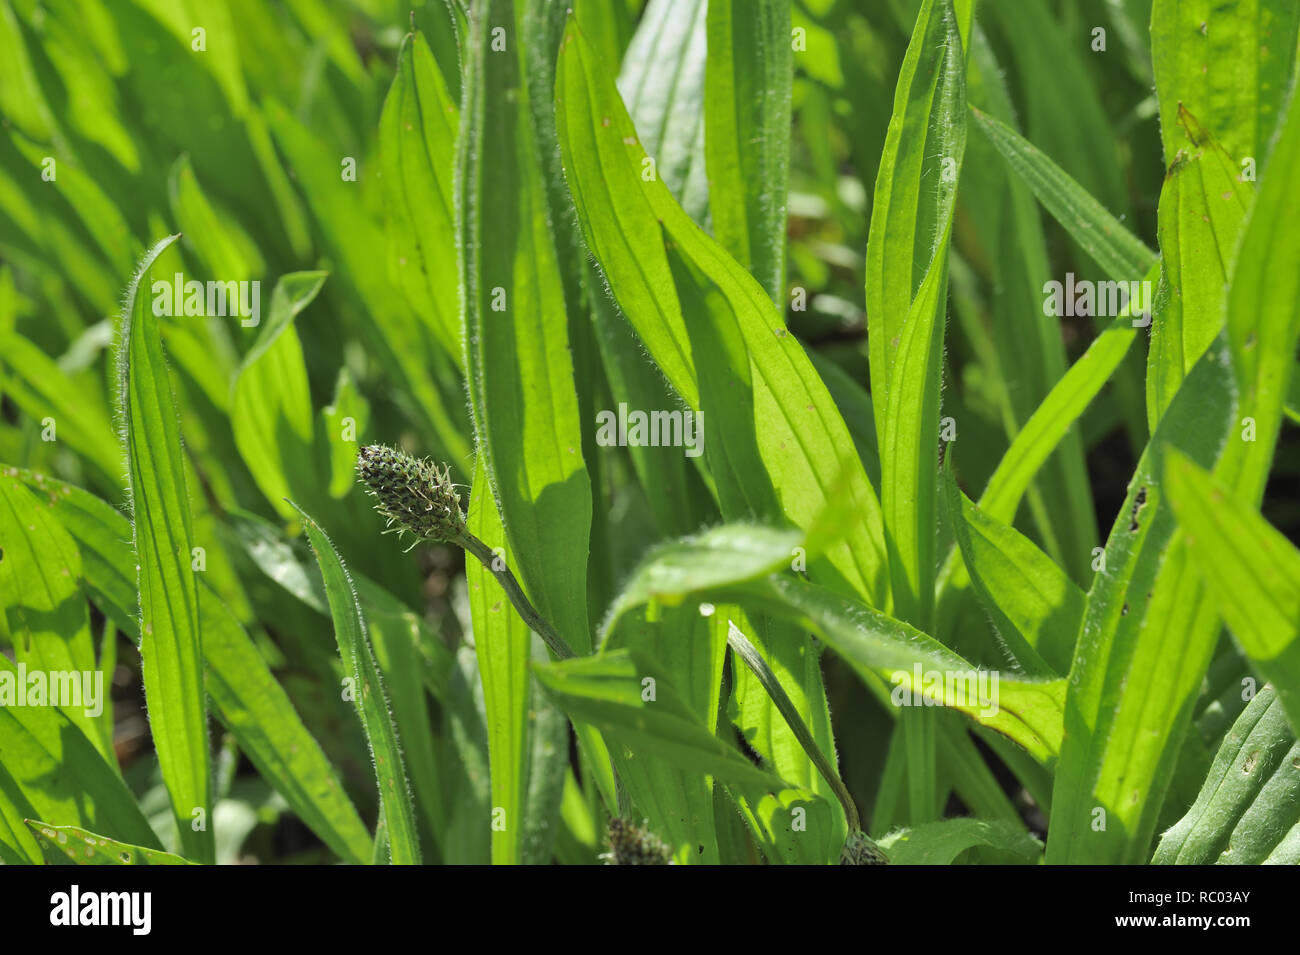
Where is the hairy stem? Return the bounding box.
[457,531,575,661]
[726,621,862,832]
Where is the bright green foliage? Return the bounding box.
[1,0,1298,869]
[116,234,214,865]
[27,821,194,866]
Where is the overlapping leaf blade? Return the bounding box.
[556,20,887,607]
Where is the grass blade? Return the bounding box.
[0,331,121,488]
[601,524,1066,763]
[742,576,1067,765]
[463,455,532,864]
[616,0,710,219]
[230,271,327,517]
[865,0,965,455]
[15,468,376,863]
[0,477,110,760]
[534,648,838,864]
[200,584,374,864]
[961,26,1097,585]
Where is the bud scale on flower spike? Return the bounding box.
[357,445,466,547]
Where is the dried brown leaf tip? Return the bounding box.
[357,444,465,546]
[602,817,674,866]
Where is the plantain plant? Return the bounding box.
[0,0,1297,868]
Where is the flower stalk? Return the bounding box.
[356,444,575,660]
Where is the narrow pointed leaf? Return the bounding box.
[26,821,194,865]
[115,234,213,864]
[971,106,1157,282]
[1164,450,1300,733]
[289,501,421,865]
[705,0,792,302]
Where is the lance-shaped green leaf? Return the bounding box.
[26,821,194,865]
[942,463,1083,677]
[705,0,791,303]
[601,523,801,636]
[166,154,264,282]
[12,468,376,864]
[585,0,712,540]
[978,309,1148,527]
[534,648,839,864]
[1154,686,1300,864]
[557,21,886,607]
[463,455,532,865]
[0,654,159,855]
[1164,450,1300,734]
[878,818,1043,865]
[1222,82,1300,504]
[1146,108,1252,430]
[1151,0,1300,166]
[726,619,860,832]
[0,479,109,759]
[737,575,1066,765]
[600,607,728,865]
[985,0,1132,239]
[934,301,1149,642]
[230,271,326,518]
[616,0,710,220]
[459,0,592,655]
[865,0,965,451]
[114,234,213,865]
[961,25,1097,585]
[200,584,374,864]
[865,0,966,823]
[599,525,1065,762]
[1046,336,1237,863]
[264,99,469,468]
[971,106,1157,282]
[1052,98,1300,863]
[379,30,463,365]
[290,501,421,865]
[0,331,121,486]
[322,367,370,499]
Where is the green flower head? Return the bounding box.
[357,444,465,546]
[602,818,674,866]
